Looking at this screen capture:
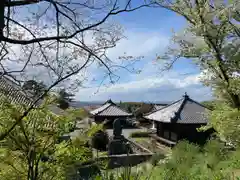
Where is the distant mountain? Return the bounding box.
[70,100,171,108]
[70,101,104,108]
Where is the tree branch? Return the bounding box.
[2,1,155,44]
[0,54,91,140]
[5,0,40,7]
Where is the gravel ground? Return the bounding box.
[69,118,148,139]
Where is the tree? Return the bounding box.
[0,0,157,140]
[201,100,217,110]
[127,105,132,113]
[58,89,74,102]
[156,0,240,108]
[155,0,240,146]
[0,95,92,180]
[57,88,74,110]
[22,80,47,98]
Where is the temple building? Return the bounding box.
[144,93,213,145]
[90,99,132,127]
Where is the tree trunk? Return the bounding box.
[0,1,4,40]
[28,160,35,180]
[28,149,38,180]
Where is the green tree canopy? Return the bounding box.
[57,89,75,110]
[22,80,47,98]
[156,0,240,108]
[154,0,240,146]
[0,95,92,180]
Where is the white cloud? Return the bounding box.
[75,29,171,88]
[75,71,210,102]
[73,29,213,102]
[106,30,170,60]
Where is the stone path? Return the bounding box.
[68,118,148,139]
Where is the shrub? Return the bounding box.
[87,124,104,137]
[91,130,109,151]
[155,140,233,180]
[130,131,149,138]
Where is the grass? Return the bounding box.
[131,137,171,154]
[129,131,150,138]
[92,149,108,157]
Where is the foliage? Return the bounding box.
[96,164,154,180]
[91,130,109,151]
[0,95,93,180]
[92,1,240,179]
[129,131,150,138]
[149,140,233,180]
[93,139,240,180]
[156,0,240,108]
[134,103,154,118]
[22,80,47,98]
[63,107,89,132]
[154,1,240,171]
[58,89,75,102]
[87,124,104,137]
[86,123,109,151]
[95,153,166,180]
[0,0,153,142]
[201,100,218,110]
[57,88,75,110]
[208,103,240,147]
[118,102,142,114]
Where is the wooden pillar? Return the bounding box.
[156,122,160,135]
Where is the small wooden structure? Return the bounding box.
[89,99,132,127]
[144,93,213,145]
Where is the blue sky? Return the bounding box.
[75,4,212,102]
[11,1,212,103]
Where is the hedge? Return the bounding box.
[130,131,150,138]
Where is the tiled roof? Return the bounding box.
[145,99,184,123]
[144,94,210,124]
[0,75,75,132]
[177,99,209,124]
[0,76,72,115]
[90,100,132,117]
[0,75,35,106]
[90,103,112,115]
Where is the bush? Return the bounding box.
[91,130,109,151]
[69,120,76,132]
[130,131,149,138]
[153,140,233,180]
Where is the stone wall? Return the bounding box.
[103,138,154,168]
[75,137,157,179]
[75,146,154,179]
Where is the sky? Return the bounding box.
[73,3,213,103]
[9,1,213,103]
